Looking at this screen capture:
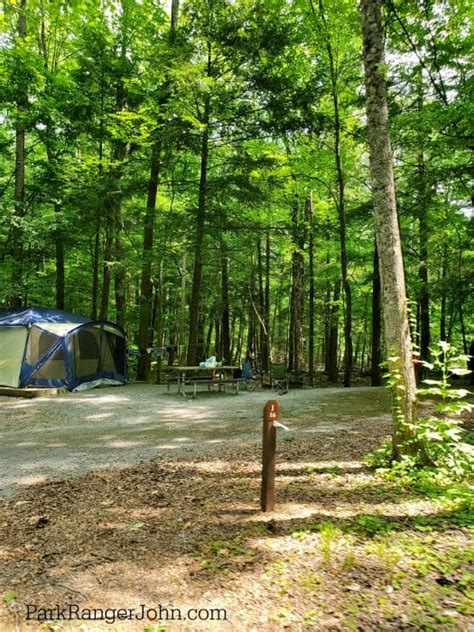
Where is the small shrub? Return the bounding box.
[366,342,473,480]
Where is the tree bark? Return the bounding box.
[100,4,128,322]
[137,145,160,379]
[317,0,352,387]
[187,84,211,365]
[416,83,430,363]
[99,213,114,320]
[114,204,126,328]
[360,0,422,459]
[307,195,315,386]
[264,230,271,368]
[91,222,100,319]
[220,239,231,362]
[440,243,447,340]
[288,188,305,373]
[327,281,340,382]
[54,203,65,309]
[371,242,382,386]
[137,0,179,378]
[9,0,28,308]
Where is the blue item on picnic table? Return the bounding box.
[199,355,217,368]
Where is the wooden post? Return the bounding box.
[261,400,278,512]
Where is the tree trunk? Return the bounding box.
[187,85,211,365]
[327,281,340,382]
[114,204,126,327]
[307,194,315,386]
[288,189,305,373]
[220,239,231,362]
[440,243,447,340]
[91,219,100,319]
[100,7,128,322]
[371,243,382,386]
[417,158,430,362]
[257,237,270,371]
[99,215,114,321]
[247,257,257,361]
[154,267,164,384]
[264,230,271,368]
[360,0,422,459]
[137,145,160,380]
[317,0,352,387]
[10,0,28,308]
[179,253,187,362]
[137,0,179,378]
[55,203,65,309]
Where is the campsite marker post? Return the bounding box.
[261,400,279,512]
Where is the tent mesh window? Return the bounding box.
[26,327,59,365]
[73,327,101,378]
[104,329,126,375]
[34,345,66,379]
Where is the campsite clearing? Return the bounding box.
[0,384,389,497]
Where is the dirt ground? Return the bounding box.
[1,385,472,631]
[0,384,390,497]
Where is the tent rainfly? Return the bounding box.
[0,307,127,391]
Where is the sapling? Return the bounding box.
[416,342,473,476]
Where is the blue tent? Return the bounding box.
[0,307,127,391]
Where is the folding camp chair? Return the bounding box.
[237,360,261,391]
[271,363,289,395]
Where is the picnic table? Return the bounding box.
[165,365,240,397]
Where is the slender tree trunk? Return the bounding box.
[371,243,382,386]
[10,0,27,308]
[440,243,447,340]
[316,0,352,386]
[360,297,368,375]
[100,7,128,322]
[360,0,423,459]
[459,304,468,354]
[307,194,315,386]
[179,253,187,362]
[220,239,231,362]
[264,230,271,367]
[197,310,205,361]
[111,8,129,326]
[39,13,65,312]
[288,187,305,373]
[257,238,270,371]
[187,85,211,365]
[206,319,214,358]
[99,212,113,320]
[114,206,126,327]
[137,0,179,377]
[137,145,160,379]
[323,273,331,371]
[92,114,104,319]
[327,281,340,382]
[417,155,430,363]
[91,219,100,319]
[155,268,164,384]
[54,203,65,309]
[247,257,257,360]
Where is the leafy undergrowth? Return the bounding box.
[0,416,472,631]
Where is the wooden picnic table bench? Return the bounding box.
[165,365,240,397]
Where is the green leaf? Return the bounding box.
[450,368,471,376]
[129,521,145,531]
[2,592,17,604]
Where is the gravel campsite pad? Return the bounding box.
[0,384,390,497]
[1,385,473,631]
